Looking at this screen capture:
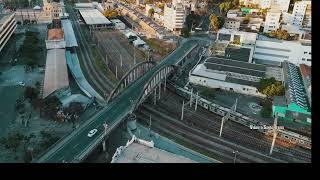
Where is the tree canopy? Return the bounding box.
[148,8,155,17]
[269,29,290,40]
[258,78,285,98]
[209,14,224,32]
[103,10,119,19]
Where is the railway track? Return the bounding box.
[66,5,115,96]
[157,91,311,162]
[137,106,283,163]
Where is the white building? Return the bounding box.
[224,18,241,30]
[263,9,281,33]
[240,0,290,12]
[0,13,16,52]
[217,28,257,45]
[292,0,311,28]
[145,4,162,16]
[189,57,268,97]
[273,0,290,13]
[164,3,186,32]
[253,38,311,66]
[111,19,126,30]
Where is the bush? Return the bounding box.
[24,86,39,100]
[260,100,272,118]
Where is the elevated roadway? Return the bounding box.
[34,39,199,163]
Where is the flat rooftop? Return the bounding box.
[43,49,69,98]
[112,142,196,163]
[47,28,64,40]
[0,13,13,27]
[78,9,111,25]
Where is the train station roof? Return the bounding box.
[78,9,111,25]
[43,49,69,98]
[61,19,78,47]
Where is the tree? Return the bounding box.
[260,99,272,118]
[148,8,155,17]
[181,27,190,38]
[210,14,224,32]
[144,0,154,4]
[258,78,284,98]
[103,10,119,19]
[24,86,39,100]
[217,16,225,29]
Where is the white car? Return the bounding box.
[87,129,98,137]
[18,82,25,86]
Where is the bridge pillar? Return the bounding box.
[190,88,193,107]
[158,83,161,100]
[102,140,106,152]
[164,76,166,92]
[181,100,184,120]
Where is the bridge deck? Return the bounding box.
[35,40,199,163]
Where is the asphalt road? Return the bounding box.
[35,39,199,162]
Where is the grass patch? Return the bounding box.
[143,38,175,56]
[91,46,118,84]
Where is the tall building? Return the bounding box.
[272,0,290,13]
[292,0,311,28]
[263,8,281,33]
[164,3,186,32]
[0,13,16,52]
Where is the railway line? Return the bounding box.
[66,4,115,97]
[134,88,310,163]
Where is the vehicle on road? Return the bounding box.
[87,129,98,137]
[18,81,25,86]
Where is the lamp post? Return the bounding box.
[233,150,239,164]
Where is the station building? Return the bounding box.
[272,61,311,125]
[78,9,112,31]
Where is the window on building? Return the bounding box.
[304,52,307,54]
[302,58,305,61]
[307,59,311,61]
[309,52,311,55]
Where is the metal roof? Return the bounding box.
[79,9,111,25]
[43,49,69,98]
[61,19,78,47]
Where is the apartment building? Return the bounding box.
[263,8,281,33]
[164,3,186,32]
[240,0,290,12]
[292,0,311,28]
[0,13,16,52]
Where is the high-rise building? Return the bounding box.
[164,3,186,32]
[263,8,281,33]
[292,0,311,28]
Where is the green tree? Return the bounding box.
[148,8,155,17]
[210,14,219,32]
[103,10,119,19]
[24,86,39,100]
[260,100,272,118]
[181,27,190,38]
[258,78,284,97]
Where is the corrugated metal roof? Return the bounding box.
[79,9,111,25]
[43,49,69,98]
[61,19,78,47]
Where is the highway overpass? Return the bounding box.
[34,39,200,163]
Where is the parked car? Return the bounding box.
[18,81,25,86]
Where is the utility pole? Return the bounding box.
[219,98,238,137]
[153,88,157,105]
[102,122,108,152]
[120,54,123,67]
[195,92,199,111]
[115,65,118,79]
[149,114,152,137]
[190,88,193,107]
[269,113,278,155]
[233,150,239,164]
[181,100,185,120]
[158,84,161,100]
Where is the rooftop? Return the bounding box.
[61,19,78,47]
[111,136,196,163]
[78,9,111,25]
[299,64,311,79]
[43,49,69,98]
[47,28,64,40]
[0,13,14,26]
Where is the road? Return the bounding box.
[34,39,199,162]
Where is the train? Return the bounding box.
[168,82,311,150]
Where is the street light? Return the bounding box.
[233,150,239,164]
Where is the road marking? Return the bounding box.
[73,144,80,149]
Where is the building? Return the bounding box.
[145,4,162,17]
[111,135,196,163]
[299,64,311,107]
[224,18,241,30]
[0,13,16,52]
[111,19,126,30]
[263,9,281,33]
[253,38,311,66]
[51,0,62,19]
[217,28,257,45]
[292,0,311,28]
[189,57,269,97]
[272,0,290,13]
[272,61,311,125]
[163,3,186,32]
[61,19,78,49]
[225,44,254,63]
[78,9,112,30]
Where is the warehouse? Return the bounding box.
[78,9,112,31]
